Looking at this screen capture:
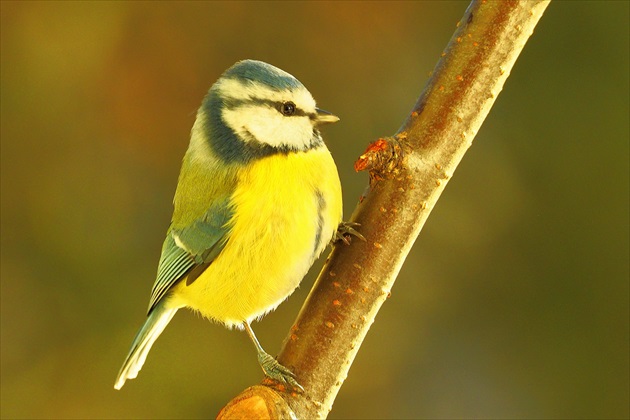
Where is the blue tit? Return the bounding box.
[115,59,343,391]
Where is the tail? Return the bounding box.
[114,303,179,390]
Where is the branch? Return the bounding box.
[218,1,550,418]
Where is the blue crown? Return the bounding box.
[223,59,303,91]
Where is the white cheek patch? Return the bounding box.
[222,105,314,150]
[214,75,323,150]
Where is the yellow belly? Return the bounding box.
[170,147,342,326]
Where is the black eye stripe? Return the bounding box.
[271,100,307,117]
[276,101,312,118]
[222,97,311,117]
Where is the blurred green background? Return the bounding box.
[1,1,628,419]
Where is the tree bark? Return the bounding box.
[217,1,551,418]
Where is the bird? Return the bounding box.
[114,59,344,391]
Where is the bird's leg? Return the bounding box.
[335,221,366,245]
[243,321,304,392]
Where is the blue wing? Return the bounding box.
[147,199,233,314]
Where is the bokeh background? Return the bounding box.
[1,1,628,419]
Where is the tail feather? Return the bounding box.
[114,304,179,390]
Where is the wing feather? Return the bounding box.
[147,203,232,314]
[146,150,239,314]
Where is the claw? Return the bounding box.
[335,221,366,244]
[258,352,304,392]
[243,322,304,392]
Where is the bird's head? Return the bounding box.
[192,60,338,163]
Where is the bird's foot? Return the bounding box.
[257,351,304,392]
[335,221,366,245]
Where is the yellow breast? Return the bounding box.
[170,147,342,326]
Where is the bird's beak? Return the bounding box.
[314,108,340,125]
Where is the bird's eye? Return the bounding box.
[280,101,296,116]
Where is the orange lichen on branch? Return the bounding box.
[353,137,405,187]
[354,138,389,172]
